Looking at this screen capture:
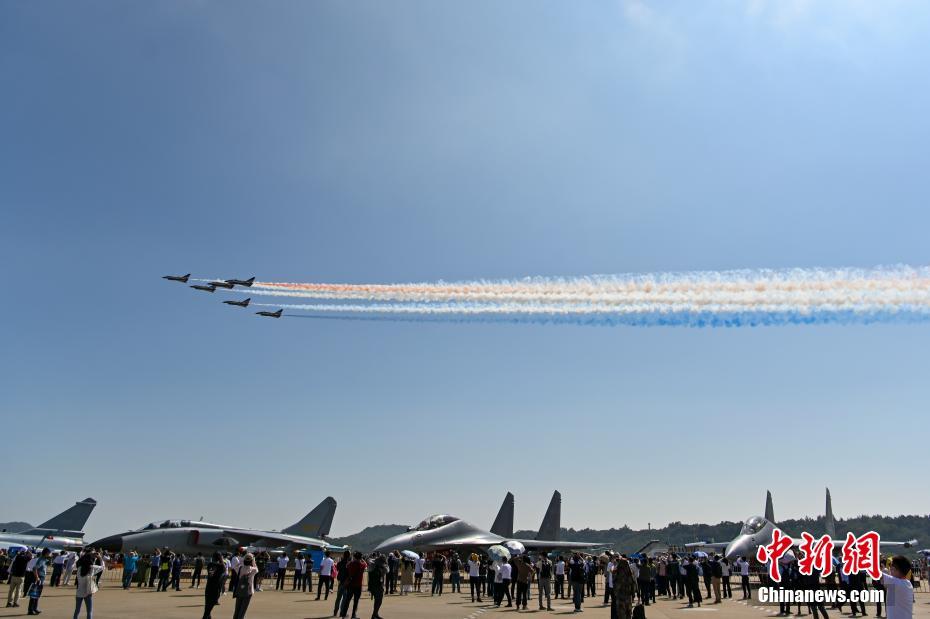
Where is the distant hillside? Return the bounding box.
[0,522,31,533]
[330,525,407,552]
[328,515,929,555]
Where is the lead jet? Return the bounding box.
[92,497,345,556]
[227,277,255,287]
[208,280,235,289]
[162,274,191,283]
[256,309,283,318]
[374,490,602,553]
[190,284,216,293]
[223,298,251,308]
[689,489,916,561]
[0,498,97,552]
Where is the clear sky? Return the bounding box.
[2,1,929,541]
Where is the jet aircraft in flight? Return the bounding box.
[256,309,283,318]
[190,284,216,293]
[227,277,256,287]
[223,298,251,308]
[0,498,98,552]
[208,280,235,289]
[162,274,190,283]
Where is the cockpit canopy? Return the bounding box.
[140,520,193,531]
[408,515,459,532]
[741,516,767,535]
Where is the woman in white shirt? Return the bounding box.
[73,551,105,619]
[233,553,259,619]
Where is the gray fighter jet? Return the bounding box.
[689,489,916,561]
[190,284,216,293]
[162,274,190,283]
[0,498,97,552]
[208,280,235,289]
[223,298,251,308]
[256,309,283,318]
[373,490,601,553]
[227,277,255,287]
[92,497,344,556]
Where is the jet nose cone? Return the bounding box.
[90,534,123,553]
[374,534,408,554]
[724,536,747,562]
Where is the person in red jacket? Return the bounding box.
[338,552,368,619]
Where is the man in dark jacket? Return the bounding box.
[568,553,586,612]
[613,557,637,619]
[6,551,29,608]
[368,554,387,619]
[339,552,367,619]
[202,552,226,619]
[431,553,446,596]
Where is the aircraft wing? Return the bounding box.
[221,528,336,550]
[684,541,729,551]
[512,538,606,551]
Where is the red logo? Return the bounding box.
[798,533,834,577]
[756,528,794,582]
[841,531,881,580]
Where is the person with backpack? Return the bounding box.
[368,553,387,619]
[73,550,105,619]
[537,554,554,611]
[201,552,226,619]
[232,553,258,619]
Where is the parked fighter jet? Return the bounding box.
[190,284,216,293]
[256,309,283,318]
[689,489,917,561]
[223,298,251,308]
[208,280,235,289]
[162,274,190,283]
[373,490,601,553]
[92,497,344,556]
[0,498,97,552]
[227,277,255,287]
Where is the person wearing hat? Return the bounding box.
[467,553,483,603]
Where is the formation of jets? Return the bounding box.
[162,274,282,318]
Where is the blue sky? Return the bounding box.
[2,1,929,540]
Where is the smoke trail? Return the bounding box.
[219,265,930,327]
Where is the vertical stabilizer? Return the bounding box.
[536,491,562,541]
[764,491,775,524]
[490,492,515,538]
[825,488,837,538]
[283,497,337,538]
[36,498,96,533]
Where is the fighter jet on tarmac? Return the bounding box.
[374,490,602,553]
[208,280,235,289]
[688,489,917,561]
[227,277,256,287]
[223,298,251,308]
[190,284,216,293]
[256,309,283,318]
[162,274,190,283]
[92,497,344,556]
[0,498,97,552]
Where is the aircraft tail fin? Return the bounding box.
[536,490,561,541]
[764,490,775,523]
[282,497,337,538]
[490,492,514,537]
[35,498,97,533]
[825,487,836,538]
[246,277,255,284]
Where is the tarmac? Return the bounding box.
[2,582,929,619]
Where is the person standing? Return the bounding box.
[495,559,512,608]
[332,550,351,617]
[568,552,586,613]
[122,551,138,589]
[302,555,313,592]
[881,555,914,619]
[736,556,751,599]
[232,553,258,619]
[413,554,425,592]
[339,552,367,619]
[685,557,702,608]
[449,552,462,593]
[604,555,615,607]
[6,550,29,608]
[316,551,334,600]
[73,550,105,619]
[292,554,304,591]
[554,556,566,599]
[157,551,172,592]
[149,550,160,588]
[368,554,387,619]
[400,558,414,595]
[201,552,226,619]
[50,552,65,587]
[27,548,51,616]
[613,557,637,619]
[431,553,446,596]
[62,552,78,587]
[467,553,483,603]
[22,552,37,601]
[386,551,398,595]
[537,554,553,611]
[721,558,732,599]
[274,553,288,591]
[710,554,723,603]
[137,555,151,589]
[666,554,680,599]
[191,552,204,589]
[171,553,183,591]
